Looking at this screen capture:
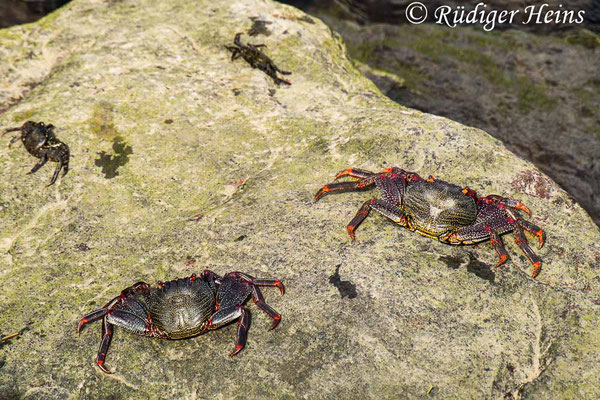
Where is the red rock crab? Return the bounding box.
[78,270,284,373]
[315,167,546,277]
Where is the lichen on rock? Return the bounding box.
[0,0,599,399]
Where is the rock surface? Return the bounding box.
[0,0,599,399]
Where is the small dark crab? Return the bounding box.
[315,167,546,277]
[225,33,291,85]
[78,270,284,373]
[2,121,70,186]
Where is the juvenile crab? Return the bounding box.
[2,121,70,186]
[225,33,291,85]
[315,167,546,277]
[78,270,284,373]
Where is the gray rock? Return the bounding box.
[0,0,599,399]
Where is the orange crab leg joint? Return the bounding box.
[335,168,354,179]
[536,230,545,248]
[496,254,508,267]
[532,262,542,278]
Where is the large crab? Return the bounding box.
[225,33,291,85]
[315,167,546,277]
[78,270,284,373]
[2,121,70,186]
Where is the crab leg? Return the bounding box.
[334,168,377,180]
[61,159,69,177]
[249,285,282,330]
[7,136,20,148]
[370,198,406,224]
[276,67,291,75]
[48,159,63,186]
[78,309,108,333]
[505,200,531,216]
[233,272,284,294]
[252,278,285,294]
[206,305,248,355]
[347,199,372,240]
[489,230,509,267]
[513,225,542,278]
[233,32,243,46]
[518,220,546,248]
[346,198,406,240]
[223,272,284,324]
[314,179,377,202]
[1,127,21,136]
[232,308,249,356]
[504,208,544,277]
[96,317,114,373]
[224,273,283,329]
[334,167,410,180]
[27,155,48,175]
[271,75,291,85]
[227,48,240,61]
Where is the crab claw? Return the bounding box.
[514,202,531,216]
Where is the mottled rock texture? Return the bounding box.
[0,0,599,399]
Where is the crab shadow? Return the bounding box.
[329,264,358,299]
[94,136,133,179]
[439,253,495,283]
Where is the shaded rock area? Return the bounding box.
[279,0,600,31]
[285,1,600,226]
[0,0,71,28]
[0,0,599,399]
